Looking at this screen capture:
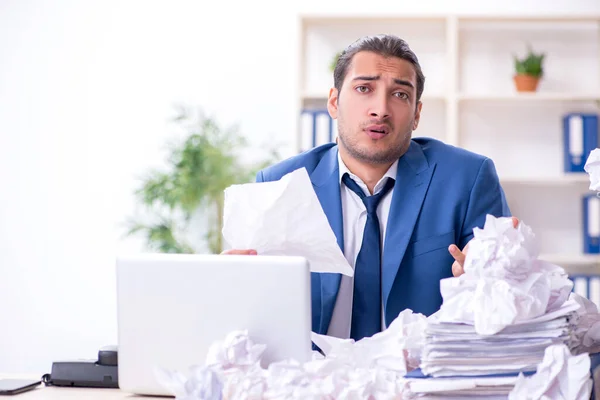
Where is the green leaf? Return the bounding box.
[514,45,545,77]
[125,106,280,254]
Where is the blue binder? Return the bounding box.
[563,113,598,173]
[583,193,600,254]
[300,109,335,150]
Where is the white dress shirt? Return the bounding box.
[326,153,398,339]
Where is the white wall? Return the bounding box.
[1,0,599,375]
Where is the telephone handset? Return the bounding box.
[41,345,119,388]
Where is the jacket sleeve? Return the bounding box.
[459,157,512,249]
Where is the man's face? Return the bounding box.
[327,51,422,165]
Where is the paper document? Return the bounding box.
[222,167,353,276]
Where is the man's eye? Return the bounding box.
[356,86,369,93]
[395,92,409,99]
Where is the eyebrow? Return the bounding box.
[352,75,415,89]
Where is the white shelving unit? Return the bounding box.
[296,13,600,273]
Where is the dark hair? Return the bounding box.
[333,34,425,102]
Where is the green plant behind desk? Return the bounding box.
[126,106,279,254]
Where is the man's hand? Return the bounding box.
[220,249,257,255]
[449,216,519,277]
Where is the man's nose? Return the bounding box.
[369,94,390,120]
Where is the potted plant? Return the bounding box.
[513,45,545,92]
[125,105,279,254]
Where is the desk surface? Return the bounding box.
[0,374,165,399]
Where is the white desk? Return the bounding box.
[7,371,600,399]
[0,374,166,399]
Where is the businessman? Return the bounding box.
[224,34,513,340]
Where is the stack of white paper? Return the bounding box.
[407,300,589,399]
[409,341,594,400]
[407,215,588,399]
[420,299,580,378]
[408,375,520,400]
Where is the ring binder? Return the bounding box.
[300,109,336,151]
[563,113,599,173]
[583,193,600,254]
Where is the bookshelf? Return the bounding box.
[296,13,600,273]
[457,93,600,102]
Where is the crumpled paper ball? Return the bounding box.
[204,330,269,399]
[155,311,425,399]
[569,292,600,356]
[462,215,539,281]
[311,309,427,376]
[584,148,600,191]
[437,214,573,335]
[154,365,223,400]
[205,329,267,370]
[263,359,411,399]
[508,344,593,400]
[219,365,267,400]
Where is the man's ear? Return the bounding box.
[327,87,339,119]
[413,101,422,130]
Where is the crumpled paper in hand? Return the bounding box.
[508,344,593,400]
[222,167,353,276]
[584,148,600,191]
[436,214,573,335]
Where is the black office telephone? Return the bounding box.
[41,345,118,388]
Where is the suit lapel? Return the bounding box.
[382,141,436,309]
[310,146,344,334]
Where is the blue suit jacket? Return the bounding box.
[256,138,511,335]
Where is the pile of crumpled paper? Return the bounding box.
[153,151,600,399]
[154,214,600,400]
[435,214,574,336]
[155,309,426,399]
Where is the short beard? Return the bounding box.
[337,124,411,165]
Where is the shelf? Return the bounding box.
[457,93,600,102]
[300,14,448,25]
[457,15,600,23]
[539,253,600,268]
[499,174,591,185]
[301,92,328,102]
[300,14,600,24]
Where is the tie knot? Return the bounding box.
[342,173,395,215]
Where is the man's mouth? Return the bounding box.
[364,124,389,140]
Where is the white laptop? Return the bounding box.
[115,253,313,396]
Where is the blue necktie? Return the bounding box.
[342,173,395,341]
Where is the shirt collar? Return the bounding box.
[338,152,398,195]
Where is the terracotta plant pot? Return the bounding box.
[513,74,540,92]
